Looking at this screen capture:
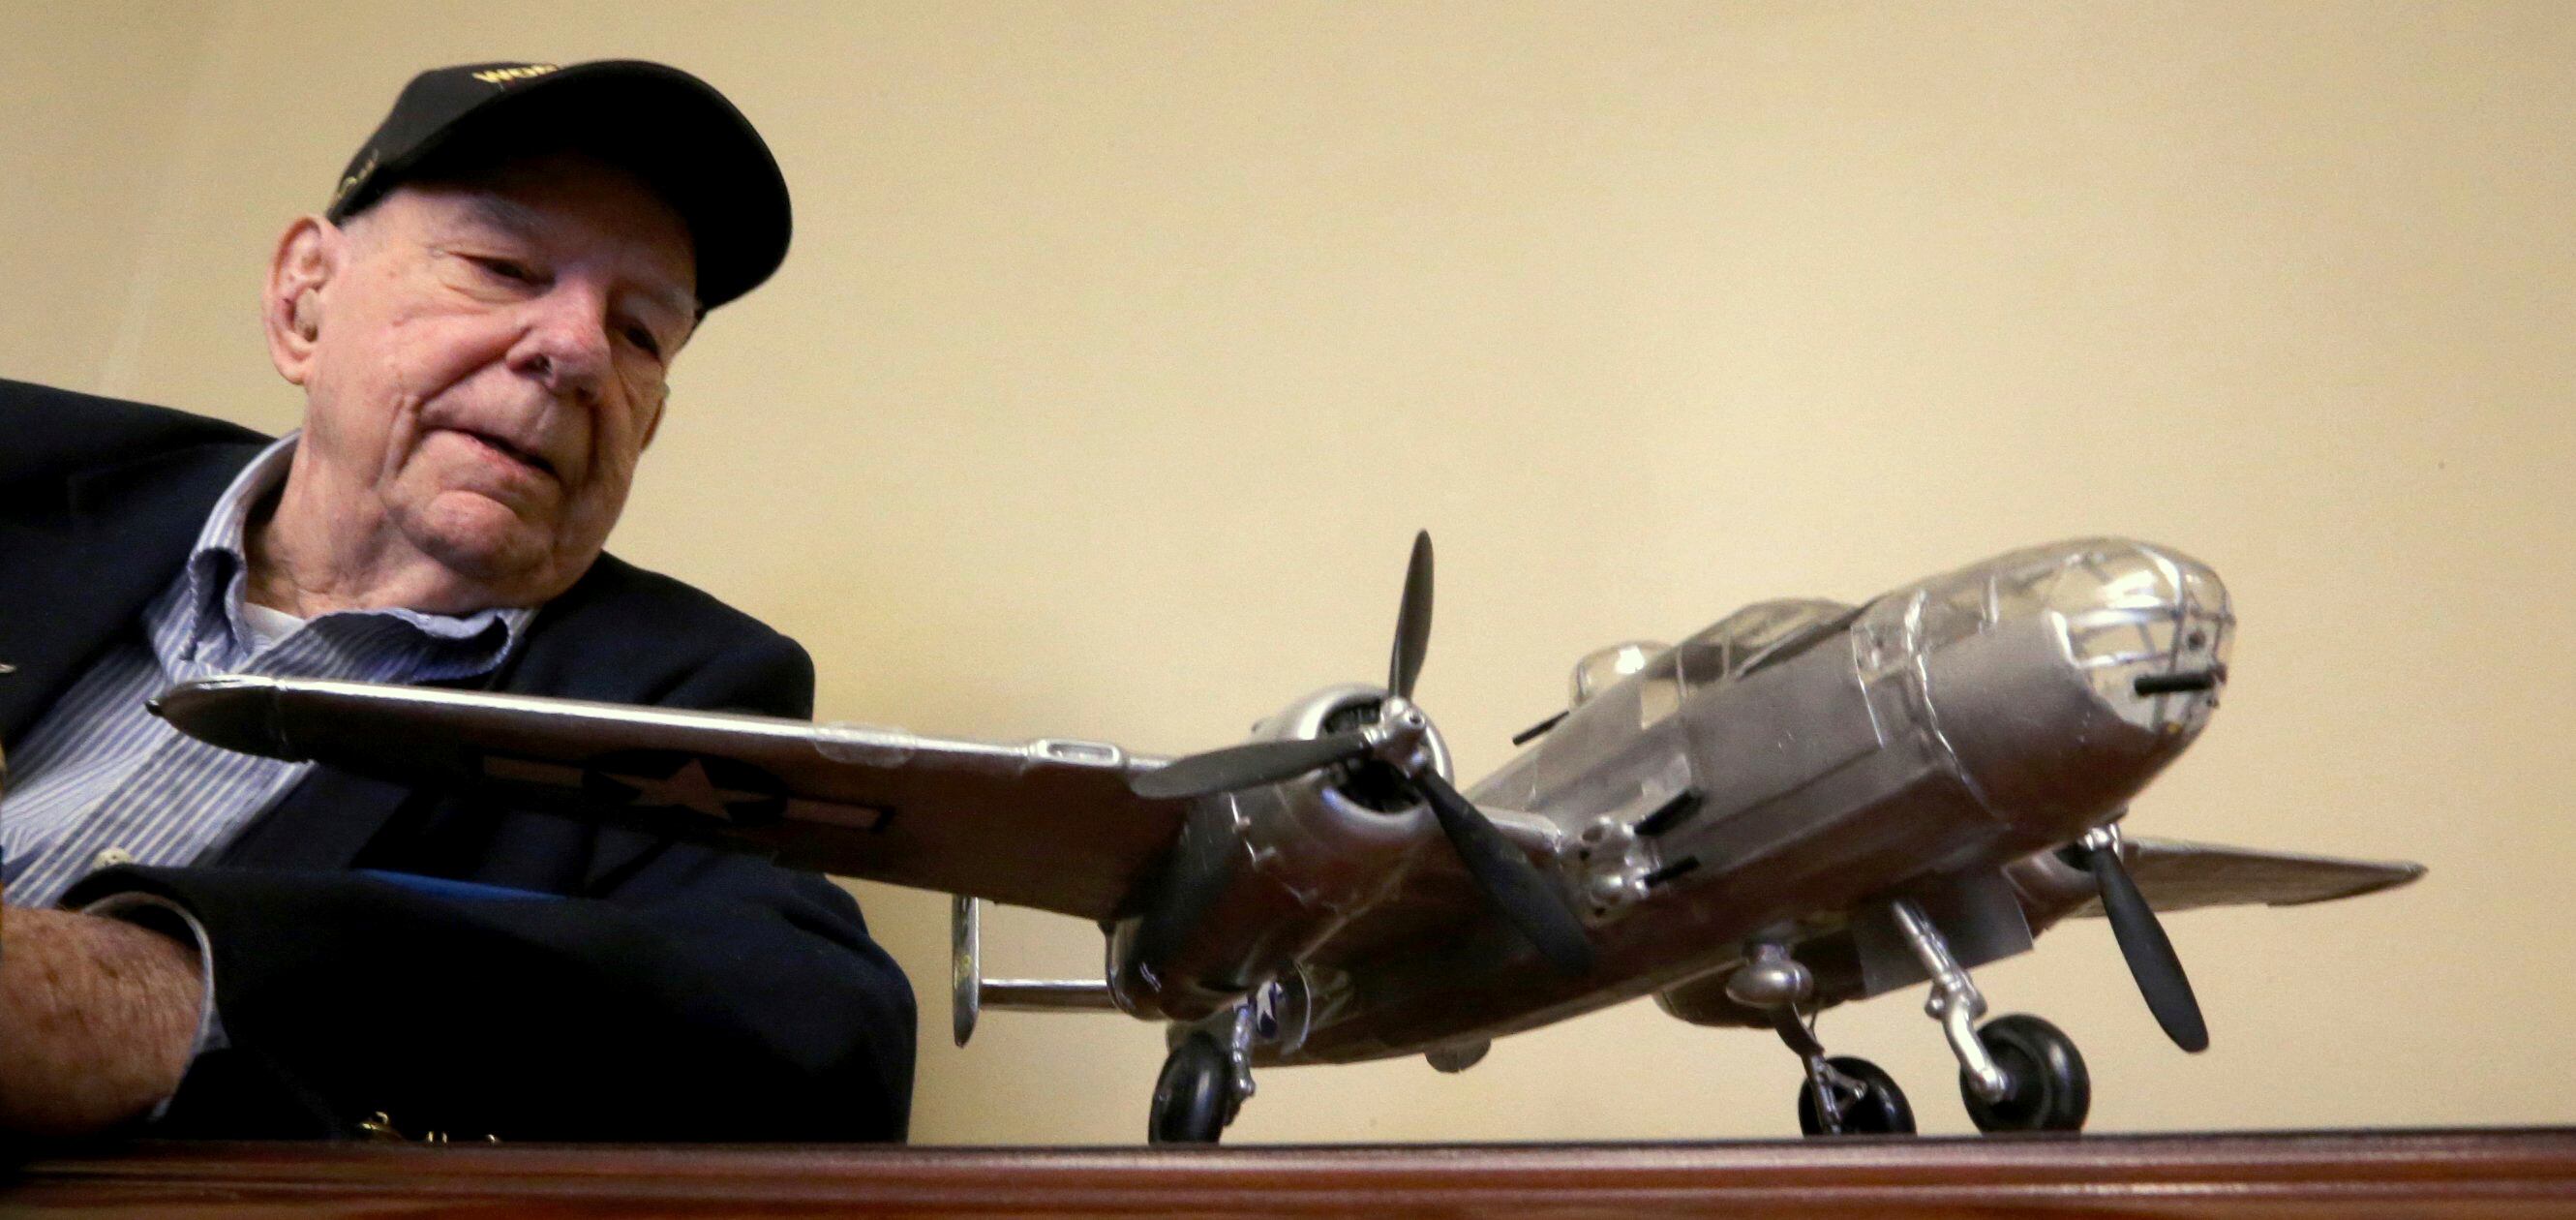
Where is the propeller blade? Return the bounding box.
[2081,840,2210,1052]
[1413,771,1594,975]
[1130,730,1373,801]
[1388,531,1435,701]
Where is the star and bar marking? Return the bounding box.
[480,752,889,831]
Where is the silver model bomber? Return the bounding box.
[155,535,2420,1141]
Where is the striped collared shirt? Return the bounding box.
[0,434,532,908]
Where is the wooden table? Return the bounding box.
[6,1128,2572,1217]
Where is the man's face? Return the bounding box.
[288,153,698,609]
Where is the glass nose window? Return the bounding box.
[1853,539,2233,728]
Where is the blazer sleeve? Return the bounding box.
[65,618,920,1143]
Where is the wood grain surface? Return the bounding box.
[5,1128,2572,1218]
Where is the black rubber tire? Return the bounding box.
[1797,1055,1917,1136]
[1148,1032,1231,1144]
[1961,1013,2091,1134]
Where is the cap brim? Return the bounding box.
[351,61,790,311]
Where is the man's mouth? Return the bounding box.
[454,428,557,478]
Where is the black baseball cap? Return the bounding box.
[326,60,791,312]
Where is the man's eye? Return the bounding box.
[622,325,664,359]
[472,257,539,284]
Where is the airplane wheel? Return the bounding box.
[1961,1014,2090,1134]
[1148,1032,1231,1144]
[1797,1055,1916,1136]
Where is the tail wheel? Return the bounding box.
[1797,1055,1916,1136]
[1148,1032,1232,1144]
[1961,1014,2091,1133]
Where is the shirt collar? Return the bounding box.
[158,433,533,680]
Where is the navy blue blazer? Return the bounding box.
[2,378,915,1142]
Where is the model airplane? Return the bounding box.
[153,535,2421,1141]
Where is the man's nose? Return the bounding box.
[507,285,614,402]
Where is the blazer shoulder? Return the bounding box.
[0,379,272,483]
[504,552,814,714]
[563,552,801,650]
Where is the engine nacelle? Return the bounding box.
[1109,684,1452,1022]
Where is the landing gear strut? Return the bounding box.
[1887,898,2091,1135]
[1733,942,1918,1137]
[1796,1054,1915,1136]
[1147,1004,1257,1144]
[1731,907,2098,1138]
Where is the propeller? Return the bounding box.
[1388,531,1435,701]
[2074,825,2209,1052]
[1133,531,1594,975]
[1129,731,1372,801]
[1412,770,1593,974]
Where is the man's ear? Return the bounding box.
[263,216,342,386]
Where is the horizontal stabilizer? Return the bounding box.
[2067,837,2425,918]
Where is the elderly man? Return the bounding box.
[0,62,914,1141]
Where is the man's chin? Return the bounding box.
[402,499,569,609]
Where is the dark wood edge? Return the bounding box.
[11,1128,2576,1210]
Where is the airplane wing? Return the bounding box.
[2066,836,2426,918]
[152,676,1186,921]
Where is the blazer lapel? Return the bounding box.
[1,445,256,745]
[216,769,425,870]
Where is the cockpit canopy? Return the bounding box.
[1485,598,1868,817]
[1563,599,1860,717]
[1666,598,1861,691]
[1568,642,1663,708]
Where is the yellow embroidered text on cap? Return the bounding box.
[470,64,561,86]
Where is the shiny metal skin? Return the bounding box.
[1569,815,1656,920]
[154,537,2423,1101]
[1722,943,1814,1011]
[1108,684,1458,1022]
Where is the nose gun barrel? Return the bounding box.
[2134,666,2227,696]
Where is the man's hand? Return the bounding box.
[0,907,203,1136]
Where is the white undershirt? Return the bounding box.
[236,600,308,652]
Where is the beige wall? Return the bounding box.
[7,2,2569,1142]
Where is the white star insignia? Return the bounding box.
[605,758,769,819]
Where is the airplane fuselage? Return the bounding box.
[1111,539,2235,1066]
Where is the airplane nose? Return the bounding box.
[1882,538,2236,833]
[2052,544,2233,735]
